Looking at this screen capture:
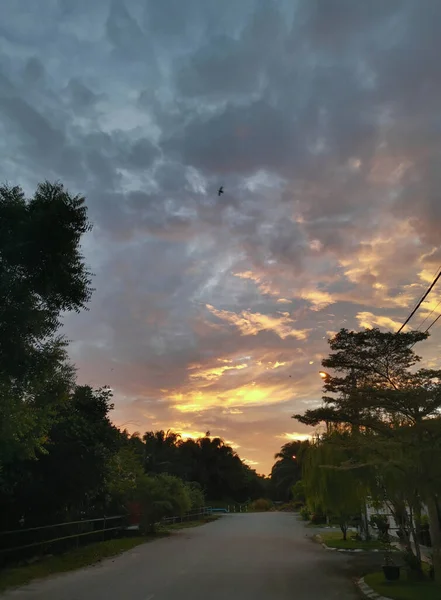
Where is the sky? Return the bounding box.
[2,1,441,475]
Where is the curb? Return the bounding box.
[357,577,392,600]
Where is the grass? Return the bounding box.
[163,515,219,531]
[364,570,441,600]
[319,530,383,550]
[0,536,154,592]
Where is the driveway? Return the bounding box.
[1,513,361,599]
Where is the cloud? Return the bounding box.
[206,304,310,340]
[356,312,404,332]
[188,361,248,382]
[170,380,296,413]
[278,432,314,443]
[3,0,441,473]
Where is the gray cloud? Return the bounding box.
[2,0,441,471]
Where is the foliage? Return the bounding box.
[364,569,440,600]
[294,327,441,582]
[0,182,92,468]
[291,480,306,505]
[270,440,309,501]
[277,501,301,512]
[302,434,367,539]
[185,482,205,510]
[1,386,120,528]
[106,444,146,511]
[320,531,382,551]
[299,506,310,521]
[249,498,273,512]
[142,430,267,503]
[138,474,191,533]
[370,514,390,542]
[310,512,327,525]
[402,549,424,579]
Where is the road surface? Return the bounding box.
[1,513,361,600]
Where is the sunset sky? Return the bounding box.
[2,1,441,474]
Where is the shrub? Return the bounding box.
[185,482,205,511]
[369,514,390,542]
[250,498,273,512]
[402,549,423,580]
[310,513,327,525]
[299,506,310,521]
[137,474,191,533]
[278,501,302,512]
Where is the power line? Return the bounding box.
[425,311,441,334]
[397,266,441,333]
[416,299,441,331]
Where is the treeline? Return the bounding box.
[293,328,441,584]
[0,182,266,535]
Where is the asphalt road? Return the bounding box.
[1,513,361,600]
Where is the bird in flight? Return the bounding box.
[218,186,224,196]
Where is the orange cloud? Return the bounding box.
[356,311,404,331]
[189,362,248,381]
[170,380,295,413]
[233,270,280,296]
[243,458,259,466]
[206,304,310,340]
[300,289,335,311]
[278,432,313,442]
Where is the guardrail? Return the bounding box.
[160,507,213,525]
[0,515,127,565]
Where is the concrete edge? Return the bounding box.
[357,577,392,600]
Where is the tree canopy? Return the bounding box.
[270,440,309,502]
[0,182,93,468]
[294,327,441,583]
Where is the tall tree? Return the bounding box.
[143,430,181,474]
[1,386,119,527]
[0,181,92,467]
[294,328,441,583]
[302,434,369,539]
[270,440,308,502]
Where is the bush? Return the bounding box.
[369,514,390,542]
[417,514,431,547]
[299,506,310,521]
[402,549,423,580]
[250,498,273,512]
[137,474,191,533]
[185,482,205,511]
[310,513,327,525]
[278,501,302,512]
[291,480,306,504]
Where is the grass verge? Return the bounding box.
[0,536,156,592]
[0,517,219,593]
[320,530,383,551]
[364,571,441,600]
[163,515,220,531]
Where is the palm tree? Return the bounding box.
[271,440,309,502]
[143,430,180,474]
